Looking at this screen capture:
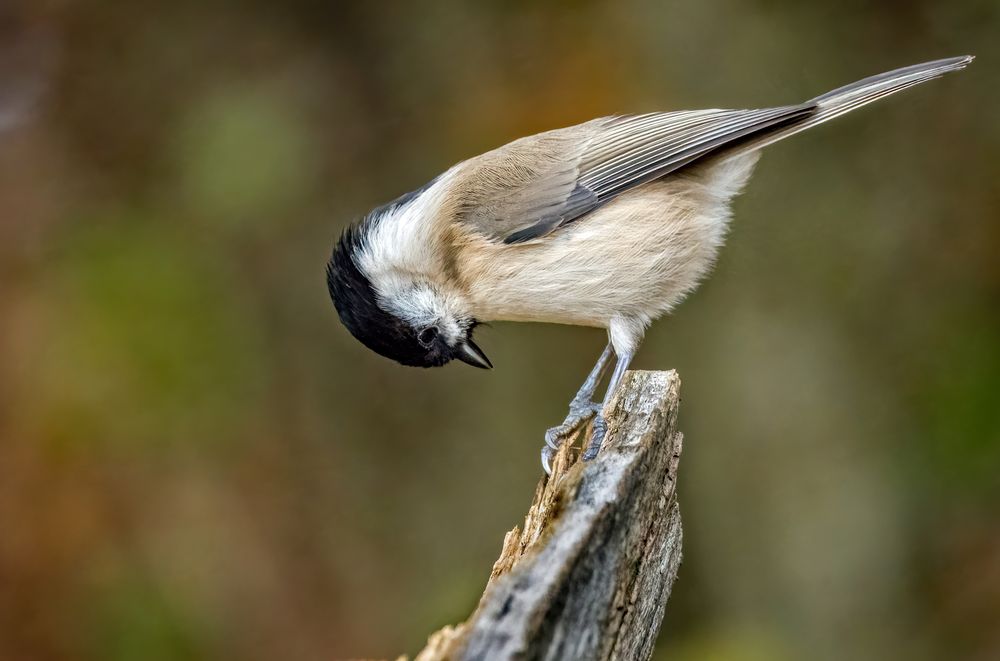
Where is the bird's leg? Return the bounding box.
[541,342,613,474]
[581,350,634,461]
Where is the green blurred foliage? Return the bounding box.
[30,213,268,454]
[0,1,998,660]
[84,564,209,661]
[172,84,317,227]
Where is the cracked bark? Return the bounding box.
[412,370,684,661]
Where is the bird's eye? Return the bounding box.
[418,326,439,347]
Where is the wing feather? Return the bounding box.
[454,104,814,244]
[451,56,972,245]
[579,106,813,200]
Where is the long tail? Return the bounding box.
[738,55,974,153]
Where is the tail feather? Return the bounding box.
[737,55,973,153]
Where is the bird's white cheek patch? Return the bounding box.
[375,280,464,344]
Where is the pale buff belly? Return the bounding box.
[458,154,757,329]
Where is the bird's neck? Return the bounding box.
[356,200,475,326]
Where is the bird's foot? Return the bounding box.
[581,414,607,461]
[541,399,602,474]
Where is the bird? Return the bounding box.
[326,56,973,474]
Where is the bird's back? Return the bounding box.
[446,56,973,341]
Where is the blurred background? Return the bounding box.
[1,1,998,660]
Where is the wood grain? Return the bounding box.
[413,370,684,661]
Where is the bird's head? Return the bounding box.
[326,223,492,370]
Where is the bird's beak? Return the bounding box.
[456,338,493,369]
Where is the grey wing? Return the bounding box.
[458,103,816,244]
[452,125,599,243]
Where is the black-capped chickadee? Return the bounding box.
[327,56,972,473]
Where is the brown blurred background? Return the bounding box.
[1,1,998,660]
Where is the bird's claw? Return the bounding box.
[541,445,554,475]
[544,423,574,450]
[541,400,603,475]
[581,414,607,461]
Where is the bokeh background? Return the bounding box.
[1,1,998,660]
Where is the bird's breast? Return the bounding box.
[456,157,756,328]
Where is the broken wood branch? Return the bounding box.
[413,370,684,661]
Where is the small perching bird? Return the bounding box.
[327,56,973,473]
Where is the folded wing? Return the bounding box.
[453,56,971,244]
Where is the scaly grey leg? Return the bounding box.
[581,350,634,461]
[540,342,613,474]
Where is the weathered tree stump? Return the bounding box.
[413,370,684,661]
